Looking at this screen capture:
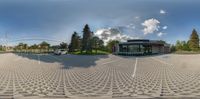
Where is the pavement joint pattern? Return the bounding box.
[0,53,200,99]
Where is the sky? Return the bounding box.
[0,0,200,46]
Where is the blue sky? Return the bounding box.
[0,0,200,45]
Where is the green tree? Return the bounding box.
[92,36,105,54]
[81,24,93,53]
[0,45,2,51]
[33,44,38,49]
[40,41,50,49]
[51,45,60,50]
[16,43,28,52]
[175,40,182,51]
[70,32,81,52]
[29,44,38,53]
[170,44,176,52]
[60,42,68,49]
[188,29,199,51]
[158,40,166,44]
[39,41,50,53]
[175,40,191,51]
[107,40,119,53]
[91,36,100,54]
[99,39,104,49]
[181,41,190,51]
[76,36,81,51]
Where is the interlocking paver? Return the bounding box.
[0,53,200,99]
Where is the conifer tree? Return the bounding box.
[70,32,80,52]
[81,24,93,53]
[188,29,199,51]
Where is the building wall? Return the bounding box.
[152,46,160,54]
[116,43,170,55]
[113,44,119,54]
[164,46,170,53]
[152,45,164,54]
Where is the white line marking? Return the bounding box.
[37,55,40,64]
[150,57,172,66]
[132,58,138,78]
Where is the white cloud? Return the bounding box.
[141,18,160,35]
[134,16,140,19]
[157,32,165,37]
[95,28,138,45]
[162,26,168,30]
[160,9,166,14]
[126,24,135,29]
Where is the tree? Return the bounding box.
[107,40,119,52]
[51,45,60,50]
[40,41,50,49]
[91,36,105,54]
[175,40,182,51]
[158,40,166,44]
[70,32,77,52]
[188,29,199,51]
[170,44,176,52]
[91,36,100,54]
[99,39,104,49]
[76,36,81,51]
[22,43,28,49]
[181,41,190,51]
[15,43,28,52]
[30,44,38,49]
[175,40,191,51]
[81,24,93,53]
[69,32,81,52]
[29,44,38,53]
[60,42,68,49]
[39,41,50,53]
[0,45,2,51]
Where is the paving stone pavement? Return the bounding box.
[0,53,200,99]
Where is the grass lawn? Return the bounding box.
[70,50,110,55]
[174,51,200,54]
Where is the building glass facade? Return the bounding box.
[115,39,170,55]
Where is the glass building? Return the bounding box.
[114,39,170,55]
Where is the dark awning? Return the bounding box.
[119,42,164,46]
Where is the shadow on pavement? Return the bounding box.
[13,53,109,69]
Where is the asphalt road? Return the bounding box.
[0,53,200,99]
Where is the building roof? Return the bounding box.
[127,39,150,42]
[119,39,166,46]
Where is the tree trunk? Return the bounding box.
[95,44,97,54]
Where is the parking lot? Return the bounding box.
[0,53,200,99]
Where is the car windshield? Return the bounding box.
[0,0,200,99]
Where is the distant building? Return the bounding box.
[113,39,170,55]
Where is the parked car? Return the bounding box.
[54,49,67,55]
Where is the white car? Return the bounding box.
[54,49,67,55]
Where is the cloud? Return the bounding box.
[157,32,165,37]
[94,28,138,45]
[160,9,166,14]
[162,26,168,30]
[141,18,160,35]
[134,16,140,19]
[126,24,135,29]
